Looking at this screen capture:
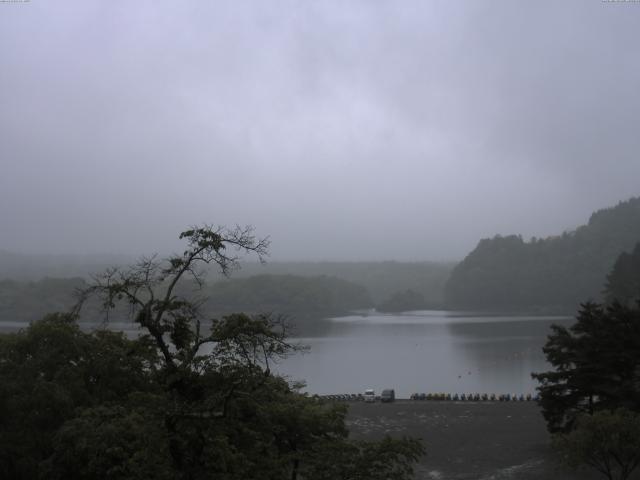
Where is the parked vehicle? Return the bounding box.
[380,389,395,402]
[364,389,376,403]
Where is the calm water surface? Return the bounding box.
[276,310,572,398]
[0,310,572,399]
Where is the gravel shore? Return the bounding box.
[346,401,600,480]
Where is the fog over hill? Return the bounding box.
[0,251,135,281]
[0,251,453,309]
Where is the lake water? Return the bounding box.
[0,310,573,400]
[276,310,573,399]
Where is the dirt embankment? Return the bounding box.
[346,401,601,480]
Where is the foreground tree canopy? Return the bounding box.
[554,408,640,480]
[0,225,424,480]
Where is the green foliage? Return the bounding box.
[0,313,159,479]
[553,409,640,480]
[1,226,424,479]
[204,274,373,320]
[42,405,173,480]
[532,302,640,433]
[445,197,640,311]
[1,315,424,480]
[605,242,640,306]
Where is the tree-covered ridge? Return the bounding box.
[228,261,454,305]
[604,242,640,306]
[445,197,640,311]
[0,260,452,326]
[204,274,373,318]
[0,274,372,332]
[0,252,454,308]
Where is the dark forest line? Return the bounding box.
[0,260,454,328]
[0,275,371,331]
[0,272,444,333]
[0,253,454,307]
[444,196,640,312]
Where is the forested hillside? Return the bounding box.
[604,241,640,306]
[445,197,640,311]
[229,261,454,305]
[0,274,372,332]
[202,274,373,319]
[0,253,453,310]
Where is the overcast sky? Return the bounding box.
[1,1,639,261]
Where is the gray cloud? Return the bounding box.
[1,0,639,260]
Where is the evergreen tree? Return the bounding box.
[532,302,640,433]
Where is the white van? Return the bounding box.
[364,389,376,403]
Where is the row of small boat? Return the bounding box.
[410,392,538,401]
[313,393,539,402]
[315,394,367,401]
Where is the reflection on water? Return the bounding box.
[277,311,572,398]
